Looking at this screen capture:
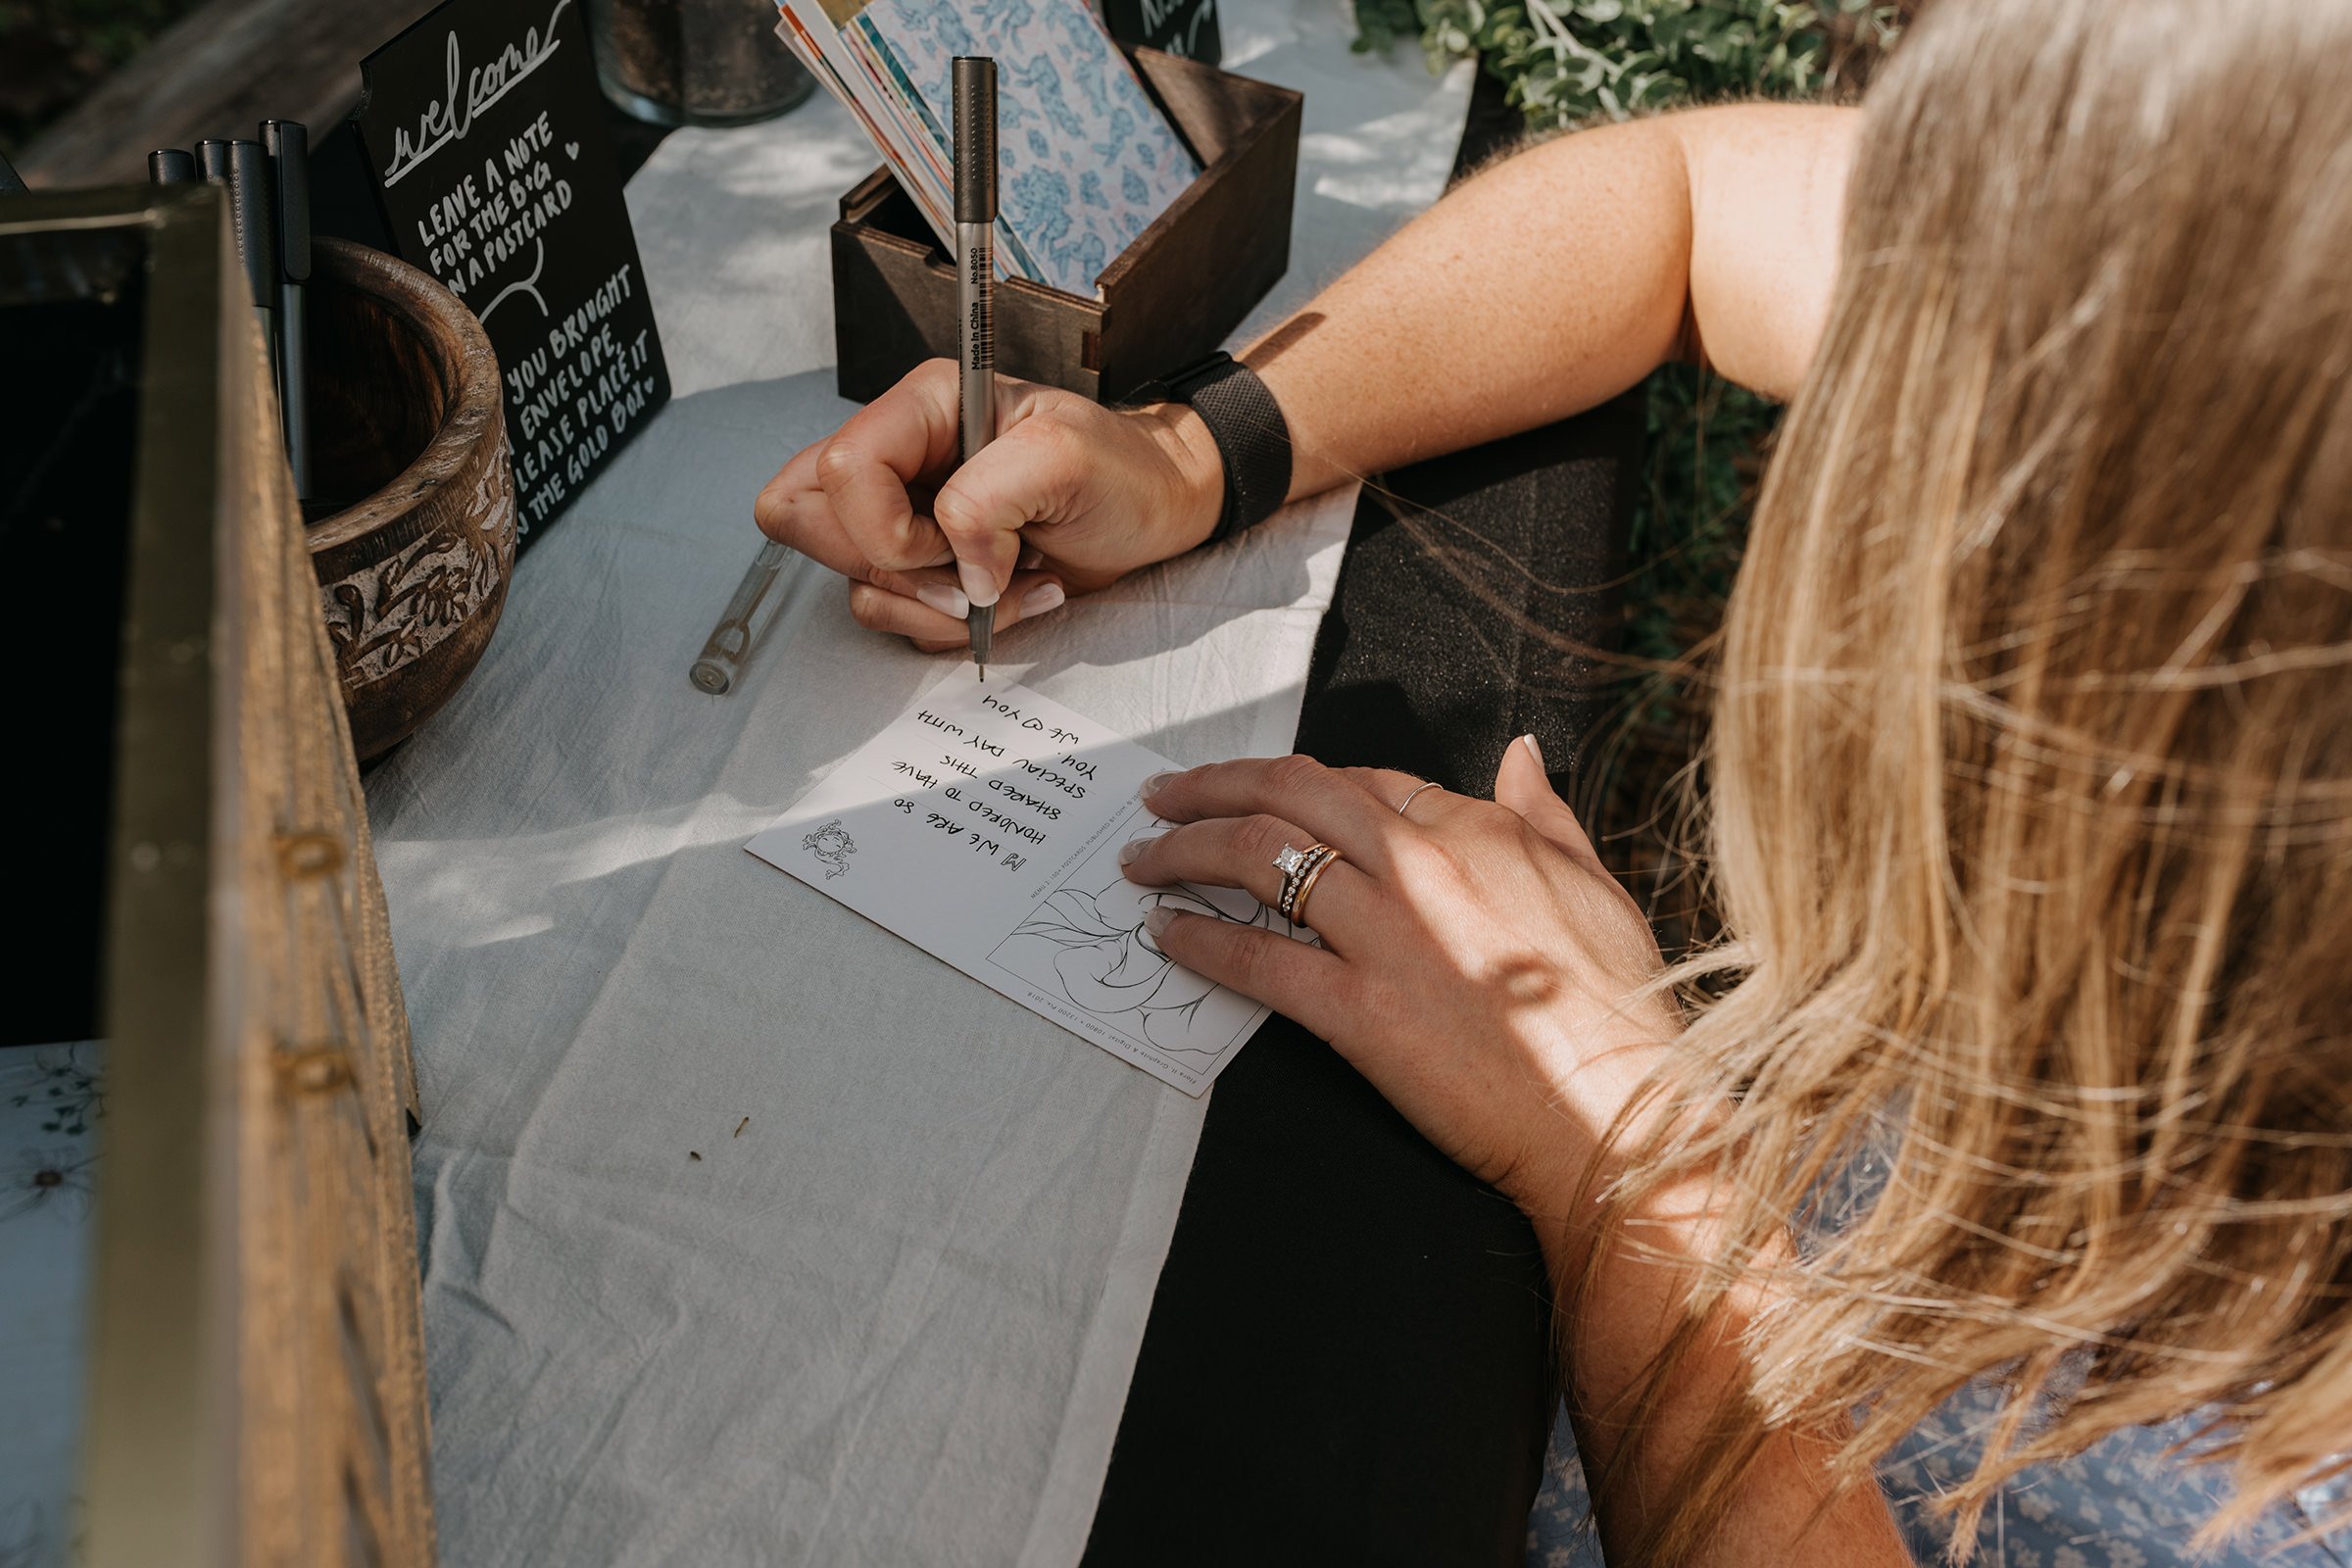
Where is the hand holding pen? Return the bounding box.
[710,55,1048,693]
[745,368,1220,655]
[742,54,1245,674]
[739,50,1226,674]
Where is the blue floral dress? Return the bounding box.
[1525,1388,2352,1567]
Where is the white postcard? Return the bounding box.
[746,674,1304,1095]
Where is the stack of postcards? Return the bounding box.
[773,0,1200,297]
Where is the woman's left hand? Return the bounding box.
[1121,738,1679,1212]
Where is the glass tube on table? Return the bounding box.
[690,539,794,694]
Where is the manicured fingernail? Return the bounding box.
[1118,837,1148,865]
[1023,581,1065,616]
[1520,732,1545,768]
[1141,770,1176,799]
[1018,545,1044,569]
[916,583,969,618]
[1144,906,1175,939]
[957,560,1000,609]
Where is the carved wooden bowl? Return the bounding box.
[305,237,515,761]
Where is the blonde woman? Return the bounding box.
[760,0,2352,1559]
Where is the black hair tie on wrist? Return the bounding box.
[1130,351,1293,545]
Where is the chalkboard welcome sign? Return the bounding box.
[354,0,669,549]
[1102,0,1220,63]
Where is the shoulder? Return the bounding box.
[1667,104,1861,401]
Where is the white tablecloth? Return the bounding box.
[367,9,1469,1562]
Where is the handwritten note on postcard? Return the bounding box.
[746,676,1304,1095]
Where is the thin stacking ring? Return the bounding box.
[1279,846,1336,921]
[1275,843,1340,923]
[1286,849,1341,928]
[1279,848,1336,922]
[1396,780,1443,818]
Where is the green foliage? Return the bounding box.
[0,0,209,157]
[1351,0,1426,57]
[0,0,193,67]
[1355,0,1899,128]
[1621,369,1770,672]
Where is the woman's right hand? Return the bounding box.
[754,359,1227,652]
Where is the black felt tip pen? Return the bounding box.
[953,56,998,681]
[223,140,278,379]
[263,120,313,503]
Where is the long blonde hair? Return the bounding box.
[1607,0,2352,1555]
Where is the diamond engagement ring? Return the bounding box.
[1284,848,1341,927]
[1272,843,1310,910]
[1274,842,1340,923]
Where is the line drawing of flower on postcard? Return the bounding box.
[1003,881,1283,1054]
[802,819,857,879]
[988,812,1307,1058]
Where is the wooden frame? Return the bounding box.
[0,184,433,1568]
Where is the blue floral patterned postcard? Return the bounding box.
[807,0,1201,296]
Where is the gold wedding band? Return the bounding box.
[1287,850,1340,928]
[1273,842,1338,923]
[1396,780,1443,818]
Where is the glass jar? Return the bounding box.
[586,0,818,127]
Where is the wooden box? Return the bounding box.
[0,185,433,1567]
[830,47,1302,405]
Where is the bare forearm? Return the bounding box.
[1244,118,1690,496]
[1230,105,1856,501]
[1541,1187,1909,1565]
[763,113,1852,627]
[1517,1049,1909,1566]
